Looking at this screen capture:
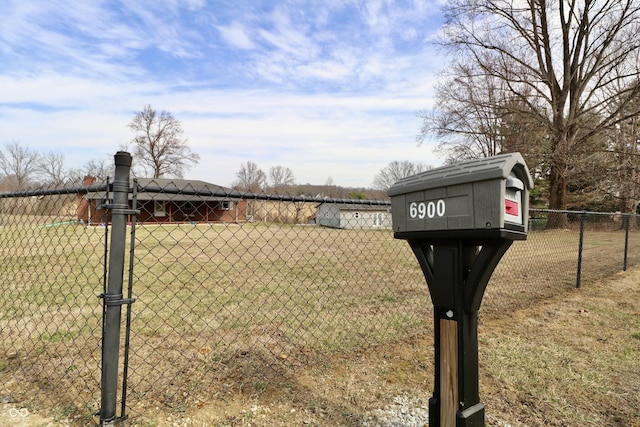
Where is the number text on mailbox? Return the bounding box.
[409,200,446,219]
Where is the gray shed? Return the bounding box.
[316,202,391,229]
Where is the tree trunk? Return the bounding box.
[619,196,638,231]
[547,135,570,228]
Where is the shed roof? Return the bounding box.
[318,202,391,212]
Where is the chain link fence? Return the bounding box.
[2,175,640,424]
[0,184,108,423]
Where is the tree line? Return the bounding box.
[420,0,640,219]
[2,101,413,199]
[231,160,391,200]
[0,140,111,191]
[0,105,199,192]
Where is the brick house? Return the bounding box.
[78,176,247,225]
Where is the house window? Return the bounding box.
[373,212,385,226]
[221,200,234,210]
[154,200,166,217]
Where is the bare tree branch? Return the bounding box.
[234,161,266,193]
[0,140,40,191]
[128,105,200,178]
[372,161,430,190]
[424,0,640,215]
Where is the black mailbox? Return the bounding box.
[388,152,532,241]
[388,153,533,427]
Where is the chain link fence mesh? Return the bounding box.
[1,180,640,424]
[124,184,428,418]
[0,185,108,422]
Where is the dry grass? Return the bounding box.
[141,267,639,427]
[1,220,639,426]
[480,270,640,426]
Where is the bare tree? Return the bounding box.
[128,105,200,178]
[233,161,266,192]
[269,166,295,188]
[426,0,640,219]
[322,176,337,197]
[0,140,40,191]
[372,160,430,190]
[82,158,112,181]
[37,151,67,187]
[421,59,549,165]
[595,84,640,214]
[421,59,513,160]
[64,168,88,186]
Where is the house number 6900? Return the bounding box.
[409,200,445,219]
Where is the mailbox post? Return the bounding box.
[388,153,532,427]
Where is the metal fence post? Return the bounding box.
[623,214,630,271]
[575,211,586,288]
[100,152,133,426]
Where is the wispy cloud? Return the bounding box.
[0,0,445,187]
[216,22,258,50]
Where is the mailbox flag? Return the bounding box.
[505,199,519,216]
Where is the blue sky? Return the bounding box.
[0,0,445,188]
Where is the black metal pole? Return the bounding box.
[100,152,132,426]
[120,179,139,418]
[623,215,630,271]
[576,212,585,289]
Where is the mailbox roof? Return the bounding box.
[387,152,533,196]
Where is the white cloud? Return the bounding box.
[216,22,257,50]
[185,0,206,10]
[0,0,446,188]
[258,11,317,58]
[0,76,440,187]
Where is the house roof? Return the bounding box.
[84,177,244,202]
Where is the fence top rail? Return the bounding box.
[136,181,392,206]
[530,208,640,218]
[0,183,109,199]
[0,181,389,207]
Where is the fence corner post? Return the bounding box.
[575,211,586,288]
[99,151,133,426]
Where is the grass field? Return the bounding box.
[1,219,639,425]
